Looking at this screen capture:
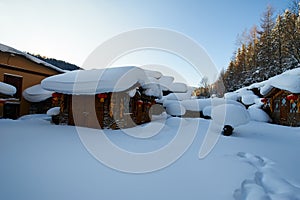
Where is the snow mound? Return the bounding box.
[224,92,239,101]
[202,106,212,117]
[23,84,53,102]
[248,106,272,123]
[234,152,300,200]
[211,104,250,127]
[158,76,174,91]
[165,102,186,116]
[168,82,187,93]
[0,82,16,95]
[241,94,257,106]
[46,107,60,116]
[164,92,192,101]
[225,89,258,106]
[181,98,243,112]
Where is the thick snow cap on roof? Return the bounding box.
[143,69,163,79]
[246,67,300,95]
[263,73,300,95]
[0,43,64,73]
[0,82,16,95]
[23,84,53,102]
[41,66,161,97]
[158,76,174,91]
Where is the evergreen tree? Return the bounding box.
[256,5,276,80]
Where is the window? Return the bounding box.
[290,100,298,113]
[274,99,280,112]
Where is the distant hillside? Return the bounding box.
[28,53,81,71]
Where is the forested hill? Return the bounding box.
[28,53,81,71]
[214,0,300,94]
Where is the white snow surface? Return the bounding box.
[0,43,64,73]
[23,84,53,102]
[0,82,16,95]
[0,116,299,200]
[41,66,162,97]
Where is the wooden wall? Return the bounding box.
[264,90,300,127]
[56,91,156,129]
[0,51,61,116]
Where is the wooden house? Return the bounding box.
[262,88,300,126]
[258,68,300,127]
[41,67,161,129]
[0,43,64,118]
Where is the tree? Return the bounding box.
[289,0,300,16]
[256,5,276,80]
[270,15,285,76]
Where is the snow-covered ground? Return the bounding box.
[1,115,299,200]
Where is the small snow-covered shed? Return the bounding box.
[41,66,161,129]
[22,84,54,114]
[256,68,300,126]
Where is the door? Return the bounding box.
[72,95,100,129]
[3,74,22,119]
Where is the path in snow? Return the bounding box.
[234,152,300,200]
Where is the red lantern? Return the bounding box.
[52,93,61,98]
[97,93,108,102]
[261,98,268,104]
[97,93,108,99]
[0,99,6,104]
[286,94,298,102]
[137,100,143,107]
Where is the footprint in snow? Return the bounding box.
[234,152,300,200]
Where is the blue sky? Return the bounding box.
[0,0,289,85]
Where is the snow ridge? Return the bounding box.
[234,152,300,200]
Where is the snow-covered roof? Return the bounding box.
[0,43,65,73]
[41,66,162,97]
[23,84,53,102]
[0,82,16,96]
[248,67,300,95]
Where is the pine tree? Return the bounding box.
[270,15,285,76]
[282,9,299,69]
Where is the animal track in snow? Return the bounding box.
[234,152,300,200]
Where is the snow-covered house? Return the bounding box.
[256,68,300,127]
[41,66,161,129]
[0,43,64,118]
